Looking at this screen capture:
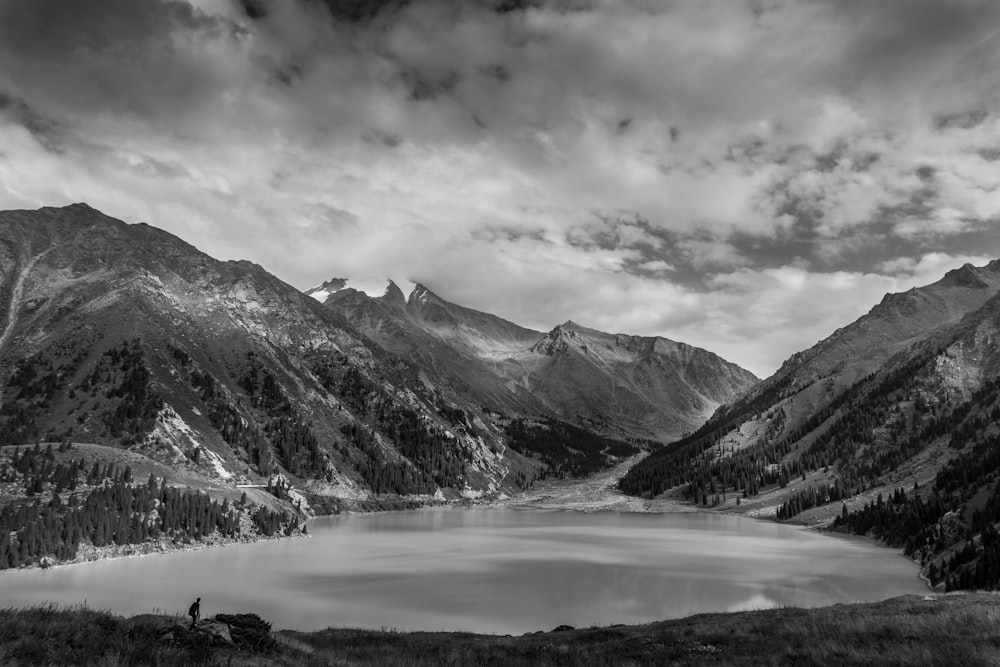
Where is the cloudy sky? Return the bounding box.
[1,0,998,377]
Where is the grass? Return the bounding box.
[3,593,1000,665]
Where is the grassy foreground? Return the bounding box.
[3,593,1000,666]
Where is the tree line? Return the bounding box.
[0,444,294,569]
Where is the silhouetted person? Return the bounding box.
[189,597,201,630]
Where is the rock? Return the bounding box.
[159,622,190,643]
[551,625,575,632]
[195,619,234,645]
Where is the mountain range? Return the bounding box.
[309,277,757,441]
[5,202,1000,590]
[0,203,754,517]
[620,258,1000,590]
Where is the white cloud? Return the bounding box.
[879,252,993,284]
[636,260,675,273]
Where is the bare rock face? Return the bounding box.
[160,619,233,646]
[196,620,234,646]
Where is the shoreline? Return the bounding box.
[0,527,312,574]
[2,453,927,590]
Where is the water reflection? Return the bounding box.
[0,508,924,634]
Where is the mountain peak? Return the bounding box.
[552,320,591,334]
[384,280,407,305]
[407,282,438,306]
[305,277,348,303]
[939,263,989,289]
[60,202,95,211]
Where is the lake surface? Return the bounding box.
[0,508,925,634]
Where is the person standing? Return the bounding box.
[188,597,201,630]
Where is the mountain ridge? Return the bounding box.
[618,254,1000,591]
[0,204,543,509]
[313,277,758,440]
[0,202,756,561]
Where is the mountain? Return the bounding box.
[0,202,753,569]
[309,280,551,420]
[0,203,544,512]
[315,281,758,440]
[619,259,1000,590]
[510,321,758,439]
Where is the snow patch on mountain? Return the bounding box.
[337,276,418,299]
[305,277,348,303]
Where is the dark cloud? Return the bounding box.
[817,0,1000,103]
[0,92,63,151]
[935,109,989,131]
[240,0,541,25]
[0,0,237,122]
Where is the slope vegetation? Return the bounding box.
[620,260,1000,590]
[3,593,999,666]
[0,204,559,566]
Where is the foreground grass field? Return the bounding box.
[3,593,1000,666]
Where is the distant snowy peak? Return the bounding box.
[305,277,348,303]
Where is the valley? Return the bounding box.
[0,203,999,601]
[0,203,755,572]
[3,1,999,662]
[619,261,1000,591]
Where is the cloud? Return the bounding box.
[0,0,246,128]
[0,0,999,376]
[879,251,994,284]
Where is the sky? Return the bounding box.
[0,0,998,377]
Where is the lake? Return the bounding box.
[0,508,925,634]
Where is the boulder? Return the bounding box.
[195,619,234,646]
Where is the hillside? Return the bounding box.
[620,260,1000,590]
[0,203,755,568]
[3,593,999,666]
[0,204,556,568]
[317,280,758,441]
[0,203,544,497]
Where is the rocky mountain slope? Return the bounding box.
[0,203,753,519]
[0,204,543,515]
[314,281,758,441]
[0,202,748,569]
[619,259,1000,590]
